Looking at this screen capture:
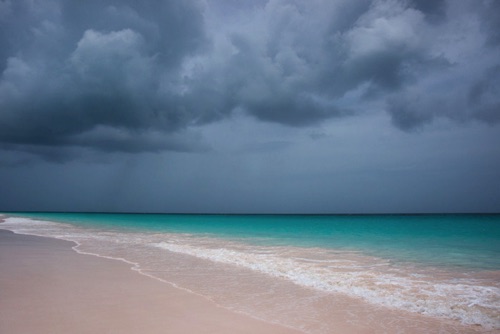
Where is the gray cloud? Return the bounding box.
[383,1,500,130]
[0,0,209,160]
[468,66,500,123]
[0,0,499,160]
[479,0,500,46]
[411,0,446,22]
[387,63,500,131]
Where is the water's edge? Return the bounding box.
[1,214,498,333]
[0,216,303,333]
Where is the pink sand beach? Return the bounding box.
[0,230,301,334]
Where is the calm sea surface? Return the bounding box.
[2,213,500,333]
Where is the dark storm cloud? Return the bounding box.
[479,0,500,47]
[0,0,219,161]
[411,0,446,22]
[380,1,500,130]
[190,0,497,130]
[468,66,500,123]
[387,61,500,130]
[0,0,499,160]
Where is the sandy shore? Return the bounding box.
[0,229,302,334]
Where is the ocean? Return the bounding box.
[1,213,499,333]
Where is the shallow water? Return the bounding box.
[2,213,499,333]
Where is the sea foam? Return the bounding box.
[152,240,500,329]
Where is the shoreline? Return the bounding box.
[0,228,302,334]
[1,215,496,333]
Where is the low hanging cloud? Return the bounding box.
[0,0,499,160]
[387,64,500,130]
[0,0,211,160]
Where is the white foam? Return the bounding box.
[152,241,500,329]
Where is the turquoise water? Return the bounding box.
[10,212,500,270]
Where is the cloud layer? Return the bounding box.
[0,0,499,160]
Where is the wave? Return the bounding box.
[152,240,500,329]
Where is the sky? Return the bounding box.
[0,0,499,214]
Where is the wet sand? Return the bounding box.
[0,229,302,334]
